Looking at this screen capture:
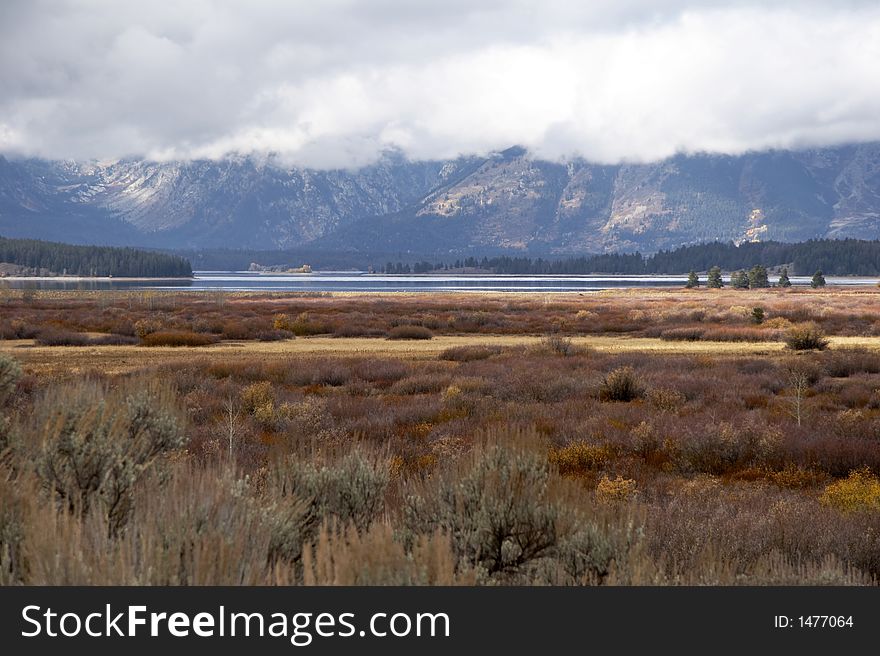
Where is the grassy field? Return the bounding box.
[1,288,880,585]
[9,334,880,377]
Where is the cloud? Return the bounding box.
[1,1,879,167]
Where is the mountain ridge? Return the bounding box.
[2,143,880,254]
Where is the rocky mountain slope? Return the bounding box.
[2,143,879,255]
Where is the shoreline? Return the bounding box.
[0,275,194,282]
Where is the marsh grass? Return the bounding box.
[2,291,880,585]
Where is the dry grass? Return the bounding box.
[9,335,880,378]
[0,337,852,380]
[3,289,880,586]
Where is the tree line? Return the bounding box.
[379,239,880,276]
[687,265,825,289]
[0,236,192,278]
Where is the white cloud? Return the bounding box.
[1,1,879,167]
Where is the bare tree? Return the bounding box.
[787,367,810,427]
[223,394,242,458]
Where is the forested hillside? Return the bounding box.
[385,239,880,276]
[0,236,192,277]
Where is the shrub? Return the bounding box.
[404,445,561,578]
[672,422,781,475]
[127,464,279,585]
[28,379,187,535]
[823,349,880,377]
[539,334,577,356]
[289,312,332,336]
[700,326,775,342]
[140,331,219,347]
[555,522,617,583]
[274,312,328,336]
[240,381,275,414]
[387,325,433,340]
[0,477,29,584]
[785,323,829,351]
[0,319,38,340]
[133,318,161,339]
[660,327,705,342]
[763,317,792,330]
[647,387,686,413]
[268,452,389,564]
[35,329,139,347]
[820,468,880,513]
[660,327,704,341]
[333,322,370,337]
[273,314,292,331]
[35,328,90,346]
[0,354,21,403]
[770,465,828,489]
[255,329,292,342]
[278,397,342,442]
[549,442,608,476]
[599,366,644,402]
[90,334,139,346]
[389,373,449,395]
[302,522,473,585]
[220,320,251,340]
[0,355,20,450]
[439,345,502,362]
[596,475,638,503]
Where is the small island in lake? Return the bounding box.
[248,262,313,274]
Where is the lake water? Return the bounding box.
[3,271,878,292]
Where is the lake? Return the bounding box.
[2,271,878,292]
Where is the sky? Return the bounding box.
[1,0,879,168]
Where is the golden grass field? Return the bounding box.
[5,333,880,377]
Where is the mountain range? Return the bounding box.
[2,143,880,256]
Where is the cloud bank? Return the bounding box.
[1,1,879,167]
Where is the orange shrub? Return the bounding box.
[596,475,638,503]
[820,468,880,512]
[549,442,609,476]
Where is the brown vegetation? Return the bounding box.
[2,286,880,346]
[1,289,880,585]
[141,331,220,347]
[387,325,434,340]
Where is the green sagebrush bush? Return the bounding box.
[266,451,390,565]
[0,476,28,584]
[0,354,22,452]
[24,378,187,536]
[0,354,21,403]
[403,446,564,579]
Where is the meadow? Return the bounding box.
[1,287,880,585]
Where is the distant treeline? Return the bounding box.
[647,239,880,276]
[0,236,192,278]
[381,240,880,276]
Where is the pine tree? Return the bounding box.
[707,266,723,288]
[778,267,791,287]
[685,270,699,288]
[811,270,826,288]
[748,264,769,288]
[731,270,750,289]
